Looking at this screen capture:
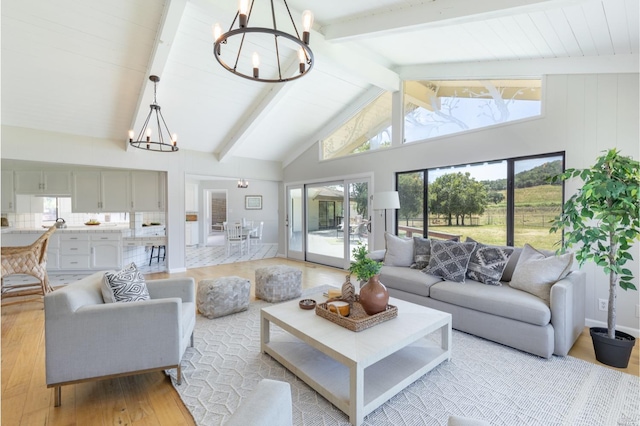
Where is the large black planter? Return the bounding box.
[590,327,636,368]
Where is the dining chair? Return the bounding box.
[249,221,264,250]
[226,224,247,255]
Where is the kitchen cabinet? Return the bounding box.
[59,234,91,269]
[131,171,165,212]
[90,234,122,269]
[14,170,71,195]
[72,171,130,212]
[1,170,15,213]
[185,221,199,246]
[46,234,60,270]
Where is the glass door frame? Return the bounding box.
[286,185,304,261]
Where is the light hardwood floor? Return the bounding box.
[2,258,638,425]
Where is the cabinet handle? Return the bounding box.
[70,261,78,264]
[70,248,77,251]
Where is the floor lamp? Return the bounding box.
[373,191,400,234]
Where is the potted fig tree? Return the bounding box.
[349,244,388,315]
[550,148,639,368]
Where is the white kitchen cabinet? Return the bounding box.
[185,221,199,246]
[1,170,15,213]
[14,170,71,195]
[46,234,60,270]
[72,171,130,212]
[59,234,91,269]
[131,171,164,212]
[90,234,122,269]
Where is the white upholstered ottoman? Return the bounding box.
[255,265,302,302]
[197,276,250,319]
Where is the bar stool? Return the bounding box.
[149,245,166,265]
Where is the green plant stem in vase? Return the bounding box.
[349,243,388,315]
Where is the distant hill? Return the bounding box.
[482,160,562,190]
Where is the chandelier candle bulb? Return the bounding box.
[252,52,260,78]
[302,10,314,44]
[128,130,134,142]
[238,0,249,27]
[298,48,306,73]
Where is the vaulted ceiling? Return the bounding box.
[2,0,638,165]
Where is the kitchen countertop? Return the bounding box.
[1,224,165,236]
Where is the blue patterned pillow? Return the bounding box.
[102,263,150,303]
[424,240,476,282]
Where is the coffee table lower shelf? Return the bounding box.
[262,331,450,425]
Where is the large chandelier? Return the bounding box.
[128,75,178,152]
[212,0,314,83]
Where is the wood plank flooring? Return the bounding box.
[2,258,638,425]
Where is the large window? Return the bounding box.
[404,79,542,143]
[396,153,563,250]
[321,92,392,160]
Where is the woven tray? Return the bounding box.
[315,296,398,332]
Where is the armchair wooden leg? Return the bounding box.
[176,365,182,385]
[54,386,61,407]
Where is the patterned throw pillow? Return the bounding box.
[411,237,431,269]
[466,241,514,286]
[102,263,150,303]
[424,240,476,282]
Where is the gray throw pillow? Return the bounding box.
[411,237,431,269]
[383,233,414,267]
[424,240,476,282]
[509,244,573,305]
[465,238,514,286]
[102,262,150,303]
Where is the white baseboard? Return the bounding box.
[168,267,187,274]
[585,318,639,338]
[276,253,286,258]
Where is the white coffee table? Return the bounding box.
[260,293,452,425]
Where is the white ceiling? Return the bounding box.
[2,0,638,165]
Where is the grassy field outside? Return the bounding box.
[397,185,563,250]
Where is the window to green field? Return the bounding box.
[321,92,392,160]
[403,79,542,143]
[396,152,563,250]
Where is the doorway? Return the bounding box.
[206,189,227,246]
[286,178,371,269]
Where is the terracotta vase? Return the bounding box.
[358,274,389,315]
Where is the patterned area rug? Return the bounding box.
[169,291,639,425]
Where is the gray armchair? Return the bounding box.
[44,271,196,406]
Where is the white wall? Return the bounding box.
[283,73,640,335]
[1,126,284,272]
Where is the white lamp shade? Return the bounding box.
[373,191,400,210]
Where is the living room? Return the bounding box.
[2,0,639,425]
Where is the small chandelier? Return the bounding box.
[128,75,178,152]
[237,178,249,188]
[212,0,314,83]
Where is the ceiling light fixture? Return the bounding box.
[212,0,314,83]
[238,178,249,188]
[128,75,178,152]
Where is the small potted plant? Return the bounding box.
[550,148,639,368]
[349,244,388,315]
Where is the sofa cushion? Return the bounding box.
[380,265,443,297]
[411,237,431,270]
[509,244,573,305]
[102,263,150,303]
[466,242,514,286]
[430,280,551,326]
[424,240,476,282]
[383,233,414,267]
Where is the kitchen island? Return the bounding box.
[1,225,166,272]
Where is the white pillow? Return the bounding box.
[383,233,414,267]
[102,262,150,303]
[509,244,573,305]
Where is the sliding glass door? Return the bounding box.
[287,178,370,269]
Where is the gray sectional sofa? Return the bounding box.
[370,235,586,358]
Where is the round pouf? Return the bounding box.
[197,276,250,319]
[255,265,302,303]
